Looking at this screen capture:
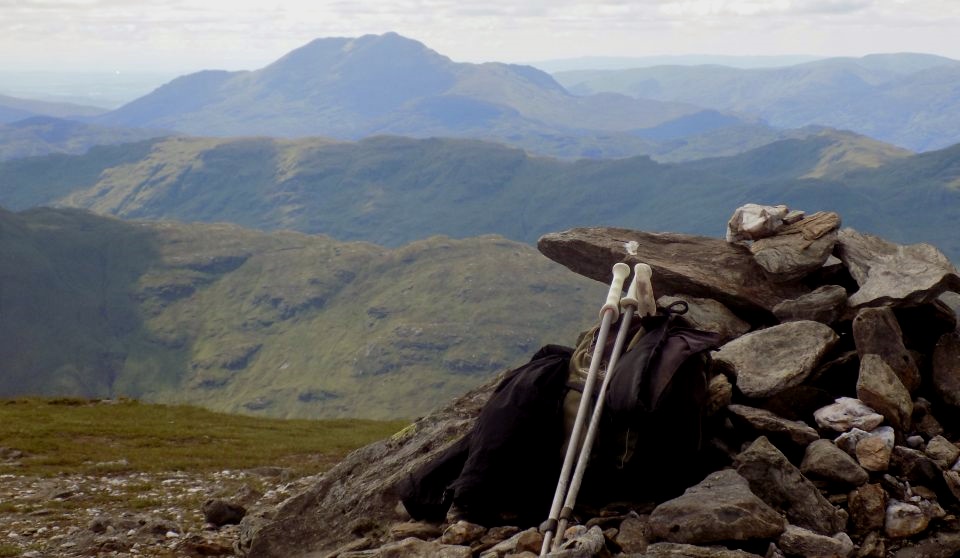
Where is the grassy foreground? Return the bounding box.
[0,397,407,477]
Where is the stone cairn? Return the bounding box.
[237,207,960,558]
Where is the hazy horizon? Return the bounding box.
[3,0,960,75]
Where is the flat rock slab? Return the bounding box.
[641,542,765,557]
[537,228,806,317]
[773,285,848,325]
[649,469,785,545]
[735,437,847,535]
[714,321,839,399]
[750,212,840,283]
[835,228,960,308]
[726,405,819,446]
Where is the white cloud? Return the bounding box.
[0,0,959,72]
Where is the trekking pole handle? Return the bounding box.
[600,262,630,321]
[632,263,657,317]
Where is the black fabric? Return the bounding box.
[398,344,573,525]
[588,310,723,503]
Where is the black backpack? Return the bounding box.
[585,303,723,504]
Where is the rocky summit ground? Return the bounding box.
[0,460,320,557]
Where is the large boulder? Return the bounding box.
[772,285,848,325]
[648,469,785,545]
[537,227,806,317]
[713,321,838,399]
[932,331,960,408]
[835,228,960,308]
[856,354,913,432]
[657,294,751,342]
[237,381,492,557]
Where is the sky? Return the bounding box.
[2,0,960,73]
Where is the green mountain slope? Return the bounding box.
[89,33,763,160]
[0,116,170,161]
[555,53,960,152]
[1,130,940,255]
[0,207,601,419]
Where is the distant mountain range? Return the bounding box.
[2,130,955,261]
[0,206,600,418]
[0,93,106,123]
[555,53,960,152]
[0,116,169,160]
[86,33,776,160]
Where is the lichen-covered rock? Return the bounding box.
[649,469,785,545]
[714,321,838,398]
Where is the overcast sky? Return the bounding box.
[3,0,960,73]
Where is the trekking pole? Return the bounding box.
[540,262,630,556]
[548,263,656,552]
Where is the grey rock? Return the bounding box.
[537,227,806,316]
[857,532,885,558]
[440,521,486,546]
[884,500,929,538]
[943,470,960,501]
[641,542,765,557]
[707,374,734,417]
[616,514,650,554]
[353,537,472,558]
[835,228,960,308]
[750,212,840,283]
[933,331,960,408]
[773,285,848,325]
[847,483,887,535]
[856,427,895,472]
[389,521,443,541]
[852,307,921,393]
[657,294,751,342]
[924,435,960,469]
[778,524,853,558]
[905,435,925,450]
[814,398,884,433]
[237,379,491,557]
[714,321,838,398]
[480,528,540,558]
[891,531,960,558]
[649,469,785,545]
[835,429,870,457]
[550,525,605,558]
[889,446,943,490]
[201,498,246,528]
[856,354,912,433]
[727,405,819,446]
[800,439,869,487]
[735,437,847,535]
